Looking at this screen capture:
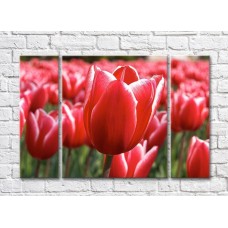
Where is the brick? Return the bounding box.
[200,31,222,35]
[0,150,10,164]
[211,94,228,107]
[114,180,157,192]
[190,37,228,50]
[210,122,228,136]
[210,80,217,93]
[83,31,129,36]
[10,150,19,163]
[210,108,218,121]
[91,179,113,192]
[158,180,180,192]
[0,92,19,107]
[149,36,166,49]
[211,149,228,164]
[218,136,228,148]
[0,78,8,91]
[167,37,188,50]
[210,178,227,192]
[11,136,19,150]
[217,164,228,177]
[130,31,152,35]
[0,136,10,148]
[0,36,26,49]
[0,165,11,178]
[0,121,19,135]
[13,31,58,35]
[218,51,228,64]
[46,181,64,192]
[97,36,119,50]
[51,36,96,49]
[0,64,19,77]
[210,136,217,149]
[218,79,228,92]
[27,35,49,49]
[12,107,19,120]
[0,32,11,35]
[22,181,45,193]
[1,179,13,192]
[218,108,228,121]
[82,50,127,56]
[0,50,12,63]
[63,180,91,191]
[128,50,150,56]
[8,78,19,92]
[181,180,210,192]
[13,50,58,62]
[1,179,21,193]
[121,36,149,50]
[12,164,20,178]
[211,65,228,79]
[60,31,82,35]
[154,31,197,36]
[0,108,12,120]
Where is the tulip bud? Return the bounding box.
[109,142,158,178]
[171,91,208,132]
[26,109,58,160]
[62,102,88,148]
[187,136,209,178]
[144,111,167,150]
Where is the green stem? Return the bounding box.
[103,155,113,178]
[45,159,51,178]
[84,148,94,177]
[65,148,72,178]
[34,160,41,178]
[176,132,186,177]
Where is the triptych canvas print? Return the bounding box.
[20,56,209,179]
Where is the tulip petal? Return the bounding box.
[43,123,58,159]
[127,79,155,149]
[30,86,48,111]
[187,137,209,178]
[113,66,139,85]
[151,75,165,118]
[84,66,116,140]
[126,144,144,177]
[133,146,158,178]
[91,80,137,155]
[109,154,128,178]
[26,112,39,158]
[148,122,167,149]
[180,98,199,130]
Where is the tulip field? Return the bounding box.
[20,56,209,179]
[171,58,210,178]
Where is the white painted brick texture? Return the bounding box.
[0,31,227,195]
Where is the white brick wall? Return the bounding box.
[0,31,227,195]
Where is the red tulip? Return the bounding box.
[84,65,164,155]
[19,97,29,137]
[109,142,158,178]
[144,111,167,150]
[187,136,209,178]
[45,83,59,105]
[62,71,85,100]
[62,102,87,148]
[29,86,49,112]
[26,109,58,160]
[171,91,208,132]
